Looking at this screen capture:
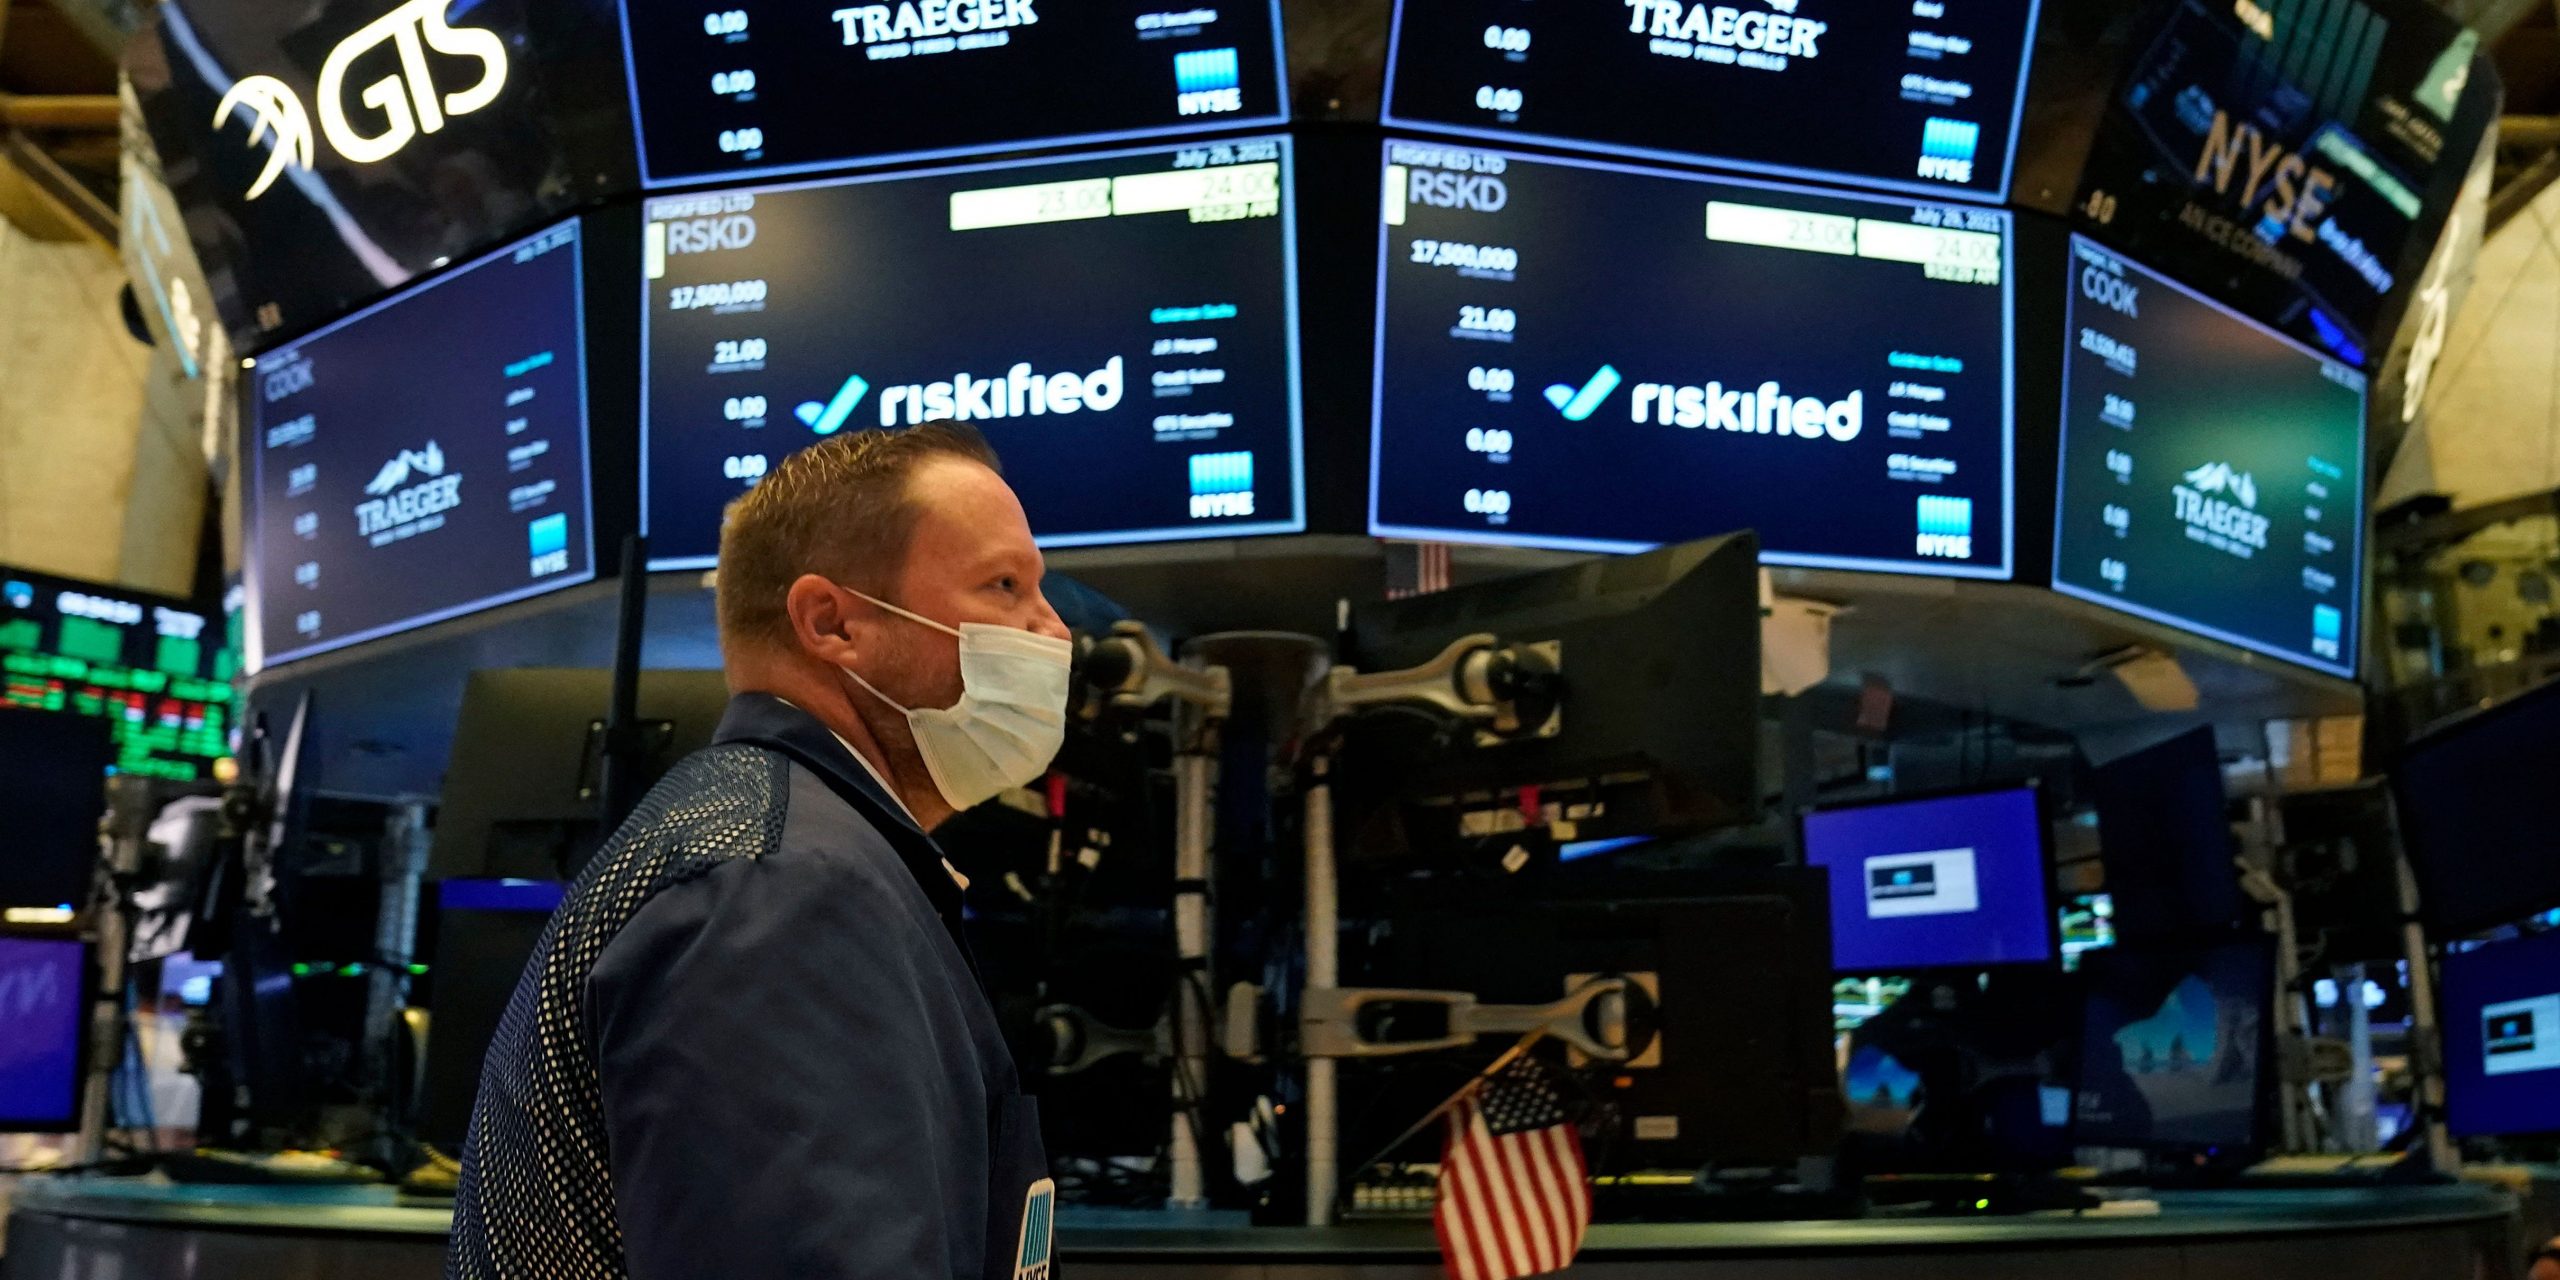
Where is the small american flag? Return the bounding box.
[1434,1056,1591,1279]
[1387,542,1454,599]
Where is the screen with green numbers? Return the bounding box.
[0,566,234,781]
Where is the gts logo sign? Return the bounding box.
[664,215,758,254]
[1408,170,1508,212]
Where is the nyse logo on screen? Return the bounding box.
[2172,462,2270,560]
[1408,169,1508,213]
[209,0,510,200]
[1916,118,1979,184]
[1915,495,1972,559]
[2311,603,2343,660]
[527,513,570,577]
[1188,451,1255,518]
[1174,48,1244,116]
[354,440,462,544]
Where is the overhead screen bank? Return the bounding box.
[76,0,2529,1276]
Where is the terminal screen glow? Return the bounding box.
[640,138,1305,567]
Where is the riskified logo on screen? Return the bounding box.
[355,441,462,542]
[210,0,510,199]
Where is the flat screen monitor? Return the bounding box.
[2074,938,2273,1153]
[123,0,637,349]
[1369,140,2014,578]
[1383,0,2041,202]
[246,220,597,670]
[1801,786,2055,972]
[617,1,1289,187]
[2441,929,2560,1137]
[1,566,233,781]
[2051,237,2366,677]
[0,709,113,916]
[2091,728,2244,945]
[641,138,1304,567]
[0,935,90,1131]
[2069,0,2498,358]
[2395,679,2560,935]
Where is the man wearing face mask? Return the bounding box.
[448,423,1073,1280]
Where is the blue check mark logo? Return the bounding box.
[795,373,871,435]
[1543,365,1621,421]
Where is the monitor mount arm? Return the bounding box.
[1310,633,1562,744]
[1074,621,1230,1208]
[1297,631,1564,1225]
[1299,976,1654,1063]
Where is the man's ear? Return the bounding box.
[785,575,861,667]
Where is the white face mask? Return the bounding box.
[834,586,1072,812]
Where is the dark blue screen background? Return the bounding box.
[0,937,85,1127]
[1803,787,2053,971]
[2442,930,2560,1137]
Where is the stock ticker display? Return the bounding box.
[2053,236,2366,677]
[1383,0,2041,200]
[1370,141,2014,578]
[619,1,1289,185]
[248,221,597,669]
[0,568,231,781]
[641,138,1304,568]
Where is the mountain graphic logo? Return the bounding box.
[363,442,447,495]
[2181,462,2258,510]
[796,373,872,435]
[1543,365,1622,421]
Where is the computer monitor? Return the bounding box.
[2277,781,2408,965]
[2394,677,2560,935]
[2440,929,2560,1138]
[1837,968,2082,1174]
[1342,531,1762,847]
[416,878,567,1149]
[1801,785,2056,973]
[2091,729,2245,945]
[0,934,90,1131]
[2074,938,2274,1155]
[0,707,113,916]
[430,668,734,882]
[1347,867,1841,1174]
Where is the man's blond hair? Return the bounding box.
[716,422,999,653]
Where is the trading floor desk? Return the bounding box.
[0,1177,2520,1279]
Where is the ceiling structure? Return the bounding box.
[0,0,131,250]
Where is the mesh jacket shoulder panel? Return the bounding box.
[446,743,789,1280]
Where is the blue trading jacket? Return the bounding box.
[448,693,1054,1280]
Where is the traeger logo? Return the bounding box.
[355,441,462,543]
[832,0,1038,48]
[1626,0,1828,68]
[2172,461,2269,559]
[211,0,510,200]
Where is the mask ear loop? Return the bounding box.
[838,582,963,639]
[839,662,912,716]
